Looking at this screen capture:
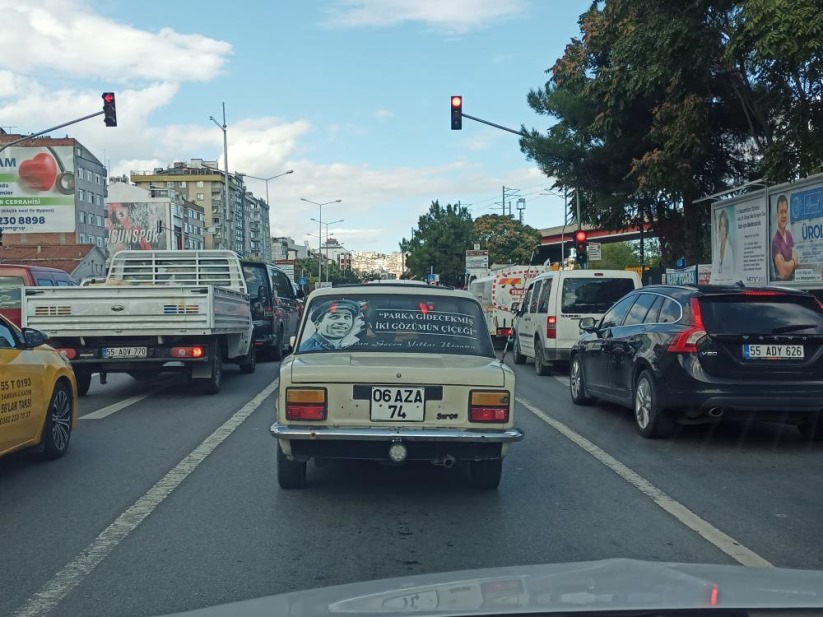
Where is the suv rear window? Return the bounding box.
[699,295,823,335]
[297,293,494,357]
[0,276,24,308]
[561,278,636,314]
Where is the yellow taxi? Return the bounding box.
[0,313,78,460]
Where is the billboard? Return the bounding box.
[769,185,823,284]
[0,145,76,233]
[709,196,768,285]
[106,201,168,252]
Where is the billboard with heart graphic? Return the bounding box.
[0,145,76,233]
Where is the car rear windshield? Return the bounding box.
[0,276,24,308]
[699,295,823,335]
[296,293,495,357]
[561,277,636,314]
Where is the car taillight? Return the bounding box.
[668,297,706,353]
[546,315,557,339]
[740,290,785,296]
[58,348,77,360]
[496,327,512,337]
[817,298,823,311]
[469,391,510,423]
[170,346,204,358]
[286,388,327,421]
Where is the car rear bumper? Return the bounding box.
[270,423,524,442]
[660,388,823,415]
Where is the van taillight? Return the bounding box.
[170,346,204,358]
[668,298,706,353]
[469,391,510,423]
[286,388,327,421]
[546,315,557,339]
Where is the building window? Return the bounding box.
[87,170,93,181]
[78,211,85,224]
[96,215,103,227]
[78,189,85,202]
[95,174,101,184]
[77,166,83,178]
[197,180,204,188]
[196,193,204,201]
[180,181,187,188]
[79,233,86,243]
[97,237,104,248]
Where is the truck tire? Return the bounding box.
[74,369,92,397]
[239,346,256,374]
[201,342,223,395]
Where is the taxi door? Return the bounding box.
[0,319,46,454]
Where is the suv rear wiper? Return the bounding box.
[771,324,818,334]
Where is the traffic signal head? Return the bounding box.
[451,96,462,130]
[102,92,117,127]
[575,230,587,260]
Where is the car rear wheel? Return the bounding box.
[239,346,256,374]
[534,341,550,376]
[512,336,526,365]
[634,370,675,439]
[41,382,73,459]
[469,458,502,490]
[277,443,307,489]
[74,369,91,396]
[569,354,595,405]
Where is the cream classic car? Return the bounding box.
[270,283,524,490]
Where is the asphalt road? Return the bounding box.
[1,354,822,617]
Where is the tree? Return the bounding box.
[590,242,640,270]
[473,215,542,265]
[399,201,474,287]
[295,256,361,287]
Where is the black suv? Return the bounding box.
[241,262,303,360]
[568,284,823,439]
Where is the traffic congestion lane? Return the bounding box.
[0,363,281,617]
[510,358,823,570]
[49,391,734,617]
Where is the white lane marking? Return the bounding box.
[13,379,279,617]
[80,387,164,420]
[552,375,570,386]
[517,396,772,568]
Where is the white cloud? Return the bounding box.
[373,109,393,119]
[0,0,231,82]
[323,0,526,33]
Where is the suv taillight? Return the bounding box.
[546,315,557,339]
[285,388,327,420]
[668,297,706,353]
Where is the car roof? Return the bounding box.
[308,283,472,299]
[639,283,816,299]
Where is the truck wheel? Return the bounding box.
[239,346,256,374]
[277,442,307,489]
[202,342,223,395]
[469,458,502,490]
[74,369,92,396]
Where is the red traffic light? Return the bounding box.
[102,91,117,127]
[451,96,462,108]
[451,95,463,130]
[103,93,114,104]
[575,230,587,243]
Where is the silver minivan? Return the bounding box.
[512,269,641,374]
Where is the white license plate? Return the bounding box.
[370,387,425,422]
[102,346,148,359]
[742,344,804,360]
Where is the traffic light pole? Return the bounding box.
[460,112,527,137]
[0,111,104,154]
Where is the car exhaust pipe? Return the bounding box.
[707,407,725,418]
[432,455,456,469]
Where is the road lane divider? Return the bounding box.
[516,395,772,568]
[13,379,280,617]
[80,387,166,420]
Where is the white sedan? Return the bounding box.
[271,283,524,490]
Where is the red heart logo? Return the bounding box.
[18,152,58,192]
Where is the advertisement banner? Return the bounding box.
[665,266,697,286]
[769,185,823,284]
[0,145,76,233]
[465,250,489,270]
[106,201,167,252]
[710,196,768,285]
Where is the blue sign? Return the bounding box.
[676,257,685,269]
[426,273,436,282]
[298,276,307,285]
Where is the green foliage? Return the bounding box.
[399,201,474,287]
[590,242,640,270]
[473,215,543,265]
[295,256,361,286]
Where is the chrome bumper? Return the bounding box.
[270,423,525,443]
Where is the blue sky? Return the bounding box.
[0,0,590,253]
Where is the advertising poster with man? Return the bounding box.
[710,196,767,285]
[0,145,76,233]
[769,186,823,284]
[106,201,167,253]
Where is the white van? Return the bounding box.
[511,269,641,374]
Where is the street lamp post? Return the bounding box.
[241,169,294,206]
[300,197,342,285]
[311,218,344,282]
[209,103,229,251]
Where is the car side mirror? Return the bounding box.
[22,327,49,348]
[579,317,597,332]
